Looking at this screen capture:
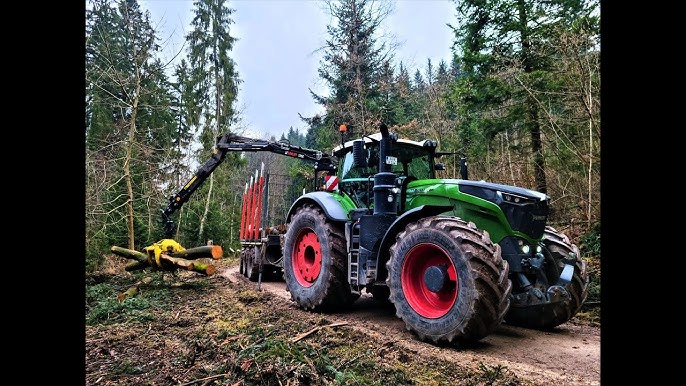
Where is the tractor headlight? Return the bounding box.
[521,245,530,254]
[536,245,542,253]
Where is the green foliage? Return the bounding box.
[85,282,170,325]
[477,362,506,385]
[584,256,601,304]
[86,0,180,268]
[111,359,145,376]
[580,221,601,257]
[305,0,394,140]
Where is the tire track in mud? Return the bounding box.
[222,265,600,386]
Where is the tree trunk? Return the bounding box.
[529,101,547,194]
[124,64,142,250]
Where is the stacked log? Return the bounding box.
[110,243,222,276]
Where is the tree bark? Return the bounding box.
[158,254,195,271]
[190,261,215,276]
[171,245,223,260]
[112,246,216,275]
[125,260,149,271]
[111,246,148,262]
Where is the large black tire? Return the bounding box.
[504,226,589,329]
[386,216,512,344]
[239,249,246,276]
[246,246,260,282]
[283,204,358,310]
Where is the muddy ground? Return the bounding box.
[85,257,601,386]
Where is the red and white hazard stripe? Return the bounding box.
[324,175,338,191]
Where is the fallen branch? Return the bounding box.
[117,277,153,302]
[177,373,229,386]
[291,322,349,343]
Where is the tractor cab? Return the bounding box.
[332,133,439,211]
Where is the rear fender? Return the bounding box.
[374,205,453,280]
[286,191,348,222]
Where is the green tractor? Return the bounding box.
[280,124,588,344]
[163,123,589,345]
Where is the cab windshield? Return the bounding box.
[339,142,434,181]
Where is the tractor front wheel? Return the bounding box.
[504,226,589,329]
[387,216,511,344]
[283,204,358,310]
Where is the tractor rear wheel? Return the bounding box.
[387,216,511,344]
[505,226,589,329]
[283,204,358,310]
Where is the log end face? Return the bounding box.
[211,245,223,259]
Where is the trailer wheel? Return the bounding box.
[239,249,245,276]
[283,204,357,310]
[245,246,260,282]
[505,226,589,329]
[387,216,511,344]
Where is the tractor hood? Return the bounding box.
[405,178,550,240]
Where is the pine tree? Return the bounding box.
[183,0,243,247]
[304,0,395,150]
[448,0,600,224]
[86,0,177,264]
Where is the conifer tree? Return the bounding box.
[183,0,243,246]
[304,0,395,150]
[86,0,177,262]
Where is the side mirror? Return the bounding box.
[435,163,446,171]
[352,140,367,168]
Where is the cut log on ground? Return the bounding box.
[111,245,215,275]
[124,260,149,271]
[158,254,195,271]
[189,261,215,276]
[117,287,138,302]
[170,245,223,260]
[111,246,148,263]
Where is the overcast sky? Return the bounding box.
[140,0,457,139]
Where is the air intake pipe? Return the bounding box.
[373,123,398,216]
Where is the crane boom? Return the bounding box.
[161,133,337,237]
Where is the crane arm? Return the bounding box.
[161,133,337,237]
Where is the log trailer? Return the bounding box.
[161,124,589,344]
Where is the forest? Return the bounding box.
[85,0,601,271]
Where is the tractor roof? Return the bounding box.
[331,132,431,156]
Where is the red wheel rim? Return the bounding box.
[292,227,322,287]
[401,243,458,318]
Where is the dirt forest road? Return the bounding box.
[222,265,601,386]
